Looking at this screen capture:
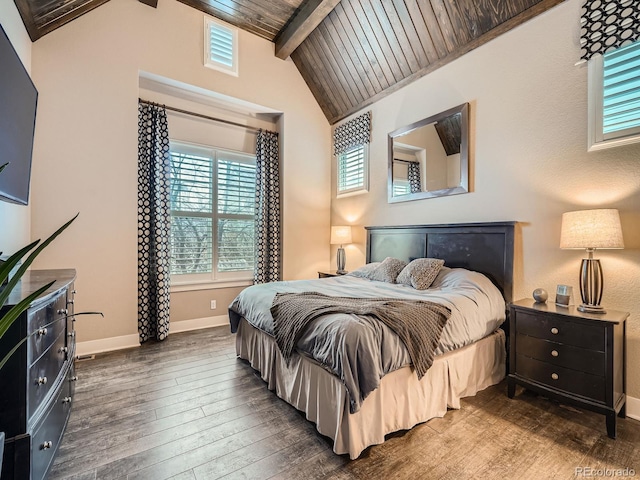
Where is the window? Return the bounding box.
[169,142,255,284]
[204,18,238,76]
[588,39,640,151]
[337,144,368,196]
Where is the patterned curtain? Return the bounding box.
[254,130,281,284]
[580,0,640,61]
[137,102,171,342]
[408,162,421,193]
[333,111,371,155]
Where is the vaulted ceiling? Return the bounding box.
[12,0,565,123]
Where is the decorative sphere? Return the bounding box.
[532,288,548,303]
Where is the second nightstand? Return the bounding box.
[508,298,628,439]
[318,271,347,278]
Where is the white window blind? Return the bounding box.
[603,40,640,136]
[337,144,368,195]
[204,18,238,76]
[588,39,640,150]
[169,143,255,281]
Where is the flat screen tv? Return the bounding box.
[0,23,38,205]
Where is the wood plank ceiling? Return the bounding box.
[12,0,565,124]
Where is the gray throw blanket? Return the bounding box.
[271,292,451,380]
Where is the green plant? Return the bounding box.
[0,162,102,369]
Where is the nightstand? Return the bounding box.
[318,271,346,278]
[508,298,628,439]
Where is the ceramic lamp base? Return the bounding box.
[336,246,346,274]
[579,257,605,314]
[578,304,607,314]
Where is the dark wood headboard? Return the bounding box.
[366,222,515,304]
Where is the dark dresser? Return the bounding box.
[508,298,627,438]
[0,269,77,480]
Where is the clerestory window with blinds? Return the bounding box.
[588,39,640,151]
[337,144,369,196]
[169,141,255,283]
[204,17,238,76]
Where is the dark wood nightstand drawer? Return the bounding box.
[515,354,606,402]
[515,310,603,351]
[515,334,605,376]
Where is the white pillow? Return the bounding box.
[347,262,380,278]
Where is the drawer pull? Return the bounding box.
[37,376,48,385]
[68,331,76,338]
[551,350,559,357]
[62,396,72,404]
[37,327,48,336]
[41,441,52,450]
[60,347,69,354]
[67,299,75,305]
[70,376,78,382]
[72,289,77,295]
[551,373,559,380]
[57,308,68,315]
[551,327,559,335]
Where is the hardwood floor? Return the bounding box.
[49,327,640,480]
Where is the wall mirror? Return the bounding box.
[388,103,469,203]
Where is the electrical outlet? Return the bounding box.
[210,300,217,310]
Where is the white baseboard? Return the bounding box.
[169,314,229,333]
[76,333,140,357]
[627,395,640,421]
[75,315,229,357]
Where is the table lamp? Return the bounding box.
[330,226,352,274]
[560,208,624,314]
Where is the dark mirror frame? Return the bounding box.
[388,103,469,203]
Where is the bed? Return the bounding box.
[229,222,515,459]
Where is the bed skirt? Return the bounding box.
[235,318,506,459]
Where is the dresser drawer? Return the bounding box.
[515,354,606,402]
[514,310,604,351]
[28,299,67,366]
[27,291,67,334]
[31,366,73,480]
[28,329,67,419]
[515,334,605,376]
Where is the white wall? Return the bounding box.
[0,3,31,253]
[29,0,331,344]
[331,0,640,398]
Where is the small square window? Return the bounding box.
[337,144,369,197]
[588,39,640,151]
[204,18,238,77]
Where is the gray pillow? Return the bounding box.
[396,258,445,290]
[348,262,381,279]
[368,257,407,283]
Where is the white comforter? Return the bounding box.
[232,267,506,356]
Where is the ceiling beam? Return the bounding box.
[275,0,341,60]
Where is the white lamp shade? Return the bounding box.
[560,209,624,250]
[330,226,352,245]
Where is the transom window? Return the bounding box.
[169,142,255,283]
[588,39,640,151]
[204,17,238,76]
[337,144,368,197]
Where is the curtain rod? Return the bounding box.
[393,158,419,164]
[138,98,269,135]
